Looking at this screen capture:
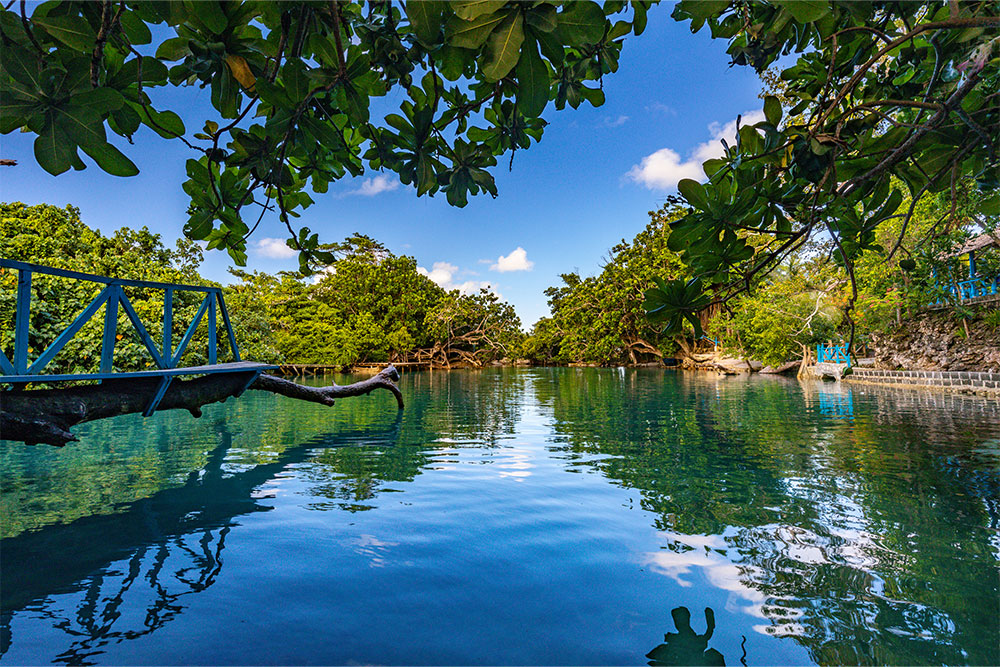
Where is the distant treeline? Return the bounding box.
[3,193,992,373]
[0,203,521,372]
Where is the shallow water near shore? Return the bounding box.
[2,368,999,665]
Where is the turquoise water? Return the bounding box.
[2,368,998,665]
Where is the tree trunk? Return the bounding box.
[1,366,403,447]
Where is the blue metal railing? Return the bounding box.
[817,343,852,366]
[1,259,241,380]
[818,387,854,419]
[931,275,999,306]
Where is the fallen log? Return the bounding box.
[0,366,403,447]
[760,360,802,375]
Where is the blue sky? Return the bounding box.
[1,6,764,328]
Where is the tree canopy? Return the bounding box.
[1,0,651,271]
[1,202,523,373]
[525,179,994,367]
[644,1,999,342]
[521,203,688,365]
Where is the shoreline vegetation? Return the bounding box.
[2,198,997,382]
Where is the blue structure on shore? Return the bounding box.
[1,259,275,415]
[934,232,999,304]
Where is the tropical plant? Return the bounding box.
[1,202,522,372]
[0,201,226,374]
[645,1,1000,346]
[524,203,689,365]
[1,0,652,270]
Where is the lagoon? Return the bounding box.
[2,369,998,665]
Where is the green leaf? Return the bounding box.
[155,37,191,61]
[417,155,436,195]
[980,193,1000,215]
[631,2,647,35]
[683,312,704,338]
[139,106,186,138]
[677,179,709,210]
[71,87,124,113]
[0,98,37,133]
[899,258,916,272]
[763,95,782,127]
[34,123,77,175]
[482,11,524,81]
[281,59,309,100]
[772,0,828,23]
[186,209,215,240]
[119,11,152,45]
[515,39,548,117]
[55,105,106,147]
[185,0,228,34]
[2,45,44,93]
[556,1,605,45]
[407,0,443,45]
[535,28,564,65]
[452,0,506,22]
[108,105,141,136]
[81,141,139,176]
[32,15,97,52]
[525,4,558,33]
[674,0,729,21]
[212,62,239,118]
[446,10,508,49]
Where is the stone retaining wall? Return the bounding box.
[843,380,1000,418]
[847,368,1000,395]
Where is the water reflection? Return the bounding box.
[2,369,998,665]
[1,371,532,663]
[646,607,726,666]
[1,415,406,663]
[534,369,1000,665]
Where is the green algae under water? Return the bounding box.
[2,368,999,665]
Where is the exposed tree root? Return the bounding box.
[0,366,403,447]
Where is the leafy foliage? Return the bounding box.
[1,0,652,271]
[1,202,522,372]
[0,201,234,374]
[646,1,1000,344]
[522,204,688,365]
[707,246,843,366]
[705,181,995,364]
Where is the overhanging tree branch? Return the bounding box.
[1,366,403,447]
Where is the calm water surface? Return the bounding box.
[2,369,999,665]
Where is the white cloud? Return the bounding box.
[627,109,766,190]
[345,174,400,196]
[418,261,459,286]
[489,247,534,273]
[311,265,336,284]
[626,148,705,189]
[602,114,629,128]
[646,102,677,116]
[253,237,297,259]
[418,261,500,297]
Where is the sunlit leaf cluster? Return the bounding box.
[647,1,1000,341]
[1,0,652,270]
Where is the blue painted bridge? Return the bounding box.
[1,259,275,416]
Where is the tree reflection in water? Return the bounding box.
[532,369,1000,666]
[2,369,998,665]
[1,416,406,665]
[1,371,529,664]
[44,527,228,665]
